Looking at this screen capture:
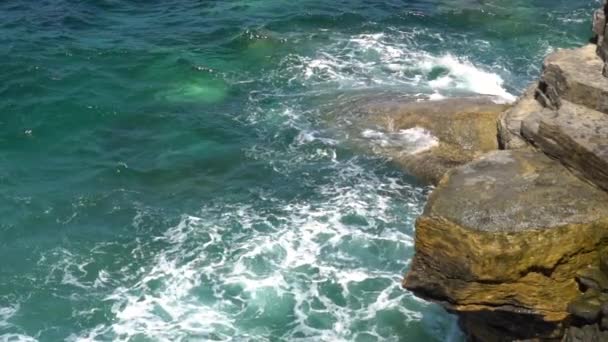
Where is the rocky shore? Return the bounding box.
[400,3,608,341]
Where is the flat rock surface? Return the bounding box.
[330,95,509,184]
[540,44,608,114]
[522,100,608,191]
[425,149,608,233]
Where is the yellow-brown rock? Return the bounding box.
[497,84,542,149]
[404,149,608,340]
[332,95,509,184]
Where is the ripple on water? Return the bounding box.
[0,0,596,340]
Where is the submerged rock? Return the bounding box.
[160,79,228,104]
[404,149,608,340]
[336,96,509,184]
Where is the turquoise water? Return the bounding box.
[0,1,596,341]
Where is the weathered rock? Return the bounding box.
[600,38,608,77]
[597,1,608,66]
[537,45,608,114]
[498,84,540,149]
[521,100,608,192]
[404,149,608,340]
[600,1,608,77]
[458,310,563,342]
[576,267,608,292]
[340,96,509,184]
[600,248,608,275]
[602,317,608,331]
[568,290,603,323]
[601,301,608,317]
[563,324,608,342]
[593,8,606,44]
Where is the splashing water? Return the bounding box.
[0,0,596,341]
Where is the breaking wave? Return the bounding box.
[281,31,516,103]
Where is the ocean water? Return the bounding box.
[0,0,597,341]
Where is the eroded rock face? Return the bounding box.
[338,96,509,184]
[522,100,608,192]
[564,250,608,342]
[403,4,608,340]
[404,150,608,340]
[497,84,541,149]
[595,1,608,75]
[537,44,608,114]
[593,7,606,45]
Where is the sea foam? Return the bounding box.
[290,32,516,103]
[70,145,445,341]
[361,127,440,154]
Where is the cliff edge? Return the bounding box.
[404,2,608,341]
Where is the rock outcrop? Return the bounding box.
[522,100,608,192]
[562,249,608,341]
[595,1,608,76]
[497,84,542,150]
[536,44,608,114]
[405,2,608,341]
[405,150,608,340]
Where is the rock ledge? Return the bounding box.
[404,2,608,341]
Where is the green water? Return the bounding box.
[0,0,597,341]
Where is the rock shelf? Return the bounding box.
[403,2,608,340]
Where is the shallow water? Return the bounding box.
[0,0,597,341]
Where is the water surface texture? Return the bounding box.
[0,0,597,341]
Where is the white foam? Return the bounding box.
[290,31,516,103]
[70,149,441,341]
[361,127,439,154]
[429,91,447,101]
[424,54,516,102]
[0,305,19,330]
[0,305,39,342]
[65,88,457,341]
[0,334,38,342]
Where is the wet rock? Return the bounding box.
[537,45,608,114]
[335,96,509,184]
[521,100,608,192]
[403,149,608,340]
